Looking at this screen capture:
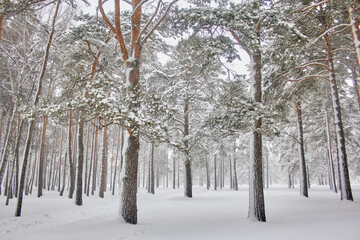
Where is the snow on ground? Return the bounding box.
[1,185,359,240]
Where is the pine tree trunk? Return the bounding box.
[121,132,139,224]
[324,34,353,201]
[47,128,57,190]
[214,154,217,191]
[148,142,155,194]
[294,101,308,197]
[205,156,210,190]
[120,58,141,224]
[173,151,176,189]
[112,127,121,195]
[266,150,269,189]
[248,48,266,222]
[233,141,238,191]
[84,123,91,193]
[68,109,75,199]
[14,114,23,197]
[57,130,64,192]
[110,129,115,191]
[325,109,337,193]
[76,112,84,205]
[37,115,48,197]
[59,153,66,196]
[229,156,233,189]
[99,119,108,198]
[15,121,35,216]
[91,119,99,195]
[183,98,192,198]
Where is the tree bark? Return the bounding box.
[112,127,121,195]
[148,142,155,194]
[324,33,353,201]
[173,152,176,189]
[68,109,75,199]
[57,130,64,192]
[233,140,238,191]
[325,109,337,193]
[248,48,266,222]
[76,112,84,205]
[294,101,308,197]
[84,123,91,194]
[48,129,57,190]
[205,156,210,190]
[214,154,217,191]
[37,116,48,197]
[99,119,108,198]
[183,98,192,198]
[59,153,66,196]
[121,133,139,224]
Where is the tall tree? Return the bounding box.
[15,0,61,216]
[98,0,178,224]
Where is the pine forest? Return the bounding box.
[0,0,360,239]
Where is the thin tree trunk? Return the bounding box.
[112,127,121,195]
[148,142,155,194]
[325,109,337,193]
[76,112,84,205]
[229,156,233,189]
[99,119,108,198]
[142,151,146,188]
[173,152,176,189]
[59,153,67,196]
[324,33,353,201]
[13,114,23,197]
[177,155,180,188]
[294,101,308,197]
[84,123,91,194]
[184,98,192,198]
[37,115,48,198]
[5,155,15,205]
[47,128,57,191]
[214,154,217,191]
[233,141,238,191]
[205,156,210,190]
[57,130,64,192]
[110,128,115,191]
[92,119,99,195]
[68,108,75,199]
[15,0,60,216]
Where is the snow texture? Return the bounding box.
[2,185,359,240]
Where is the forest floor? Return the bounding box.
[1,185,359,240]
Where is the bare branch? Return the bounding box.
[132,0,151,16]
[141,0,178,45]
[98,0,116,33]
[137,0,162,44]
[281,131,300,145]
[308,24,350,46]
[114,0,129,61]
[296,62,331,71]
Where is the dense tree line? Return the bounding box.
[0,0,359,224]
